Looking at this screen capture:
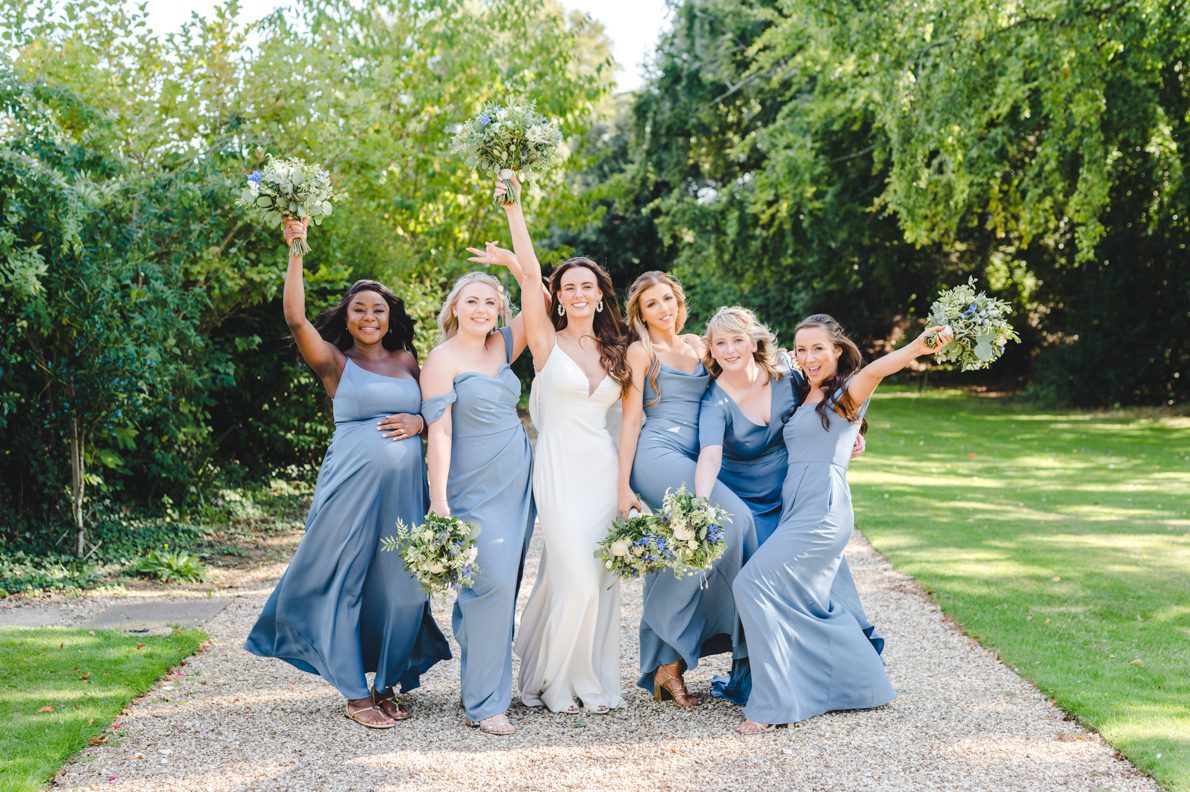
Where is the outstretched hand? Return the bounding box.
[917,325,955,355]
[283,215,309,246]
[467,241,519,272]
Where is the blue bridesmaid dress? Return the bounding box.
[629,362,757,693]
[245,359,451,699]
[733,389,895,724]
[421,327,535,723]
[702,368,885,704]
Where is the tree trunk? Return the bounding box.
[71,418,85,557]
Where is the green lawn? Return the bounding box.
[850,387,1189,791]
[0,627,206,792]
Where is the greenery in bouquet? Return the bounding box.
[380,512,481,597]
[656,485,729,583]
[236,155,336,257]
[451,99,563,205]
[924,278,1020,371]
[595,510,670,581]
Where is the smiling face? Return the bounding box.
[794,325,843,387]
[346,290,389,346]
[638,283,681,334]
[453,281,501,337]
[557,266,603,320]
[709,328,758,374]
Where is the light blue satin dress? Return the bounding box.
[703,369,885,704]
[629,362,757,692]
[421,327,535,722]
[246,359,450,699]
[734,390,895,724]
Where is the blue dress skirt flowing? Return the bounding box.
[421,327,535,722]
[733,392,895,724]
[629,362,757,692]
[245,359,450,699]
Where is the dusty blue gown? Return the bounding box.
[245,359,450,699]
[421,327,535,722]
[629,361,757,692]
[734,389,895,724]
[702,368,885,704]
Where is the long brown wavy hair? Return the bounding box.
[793,313,867,434]
[624,271,688,405]
[549,257,631,393]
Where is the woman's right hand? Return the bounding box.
[618,487,643,518]
[429,500,451,518]
[283,215,308,247]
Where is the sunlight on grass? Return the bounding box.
[0,627,205,791]
[851,388,1189,791]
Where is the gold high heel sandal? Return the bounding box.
[653,661,699,707]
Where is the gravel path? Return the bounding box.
[51,531,1157,791]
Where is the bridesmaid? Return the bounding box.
[693,307,883,705]
[419,268,535,736]
[734,314,952,733]
[245,217,450,729]
[617,272,757,707]
[478,174,629,714]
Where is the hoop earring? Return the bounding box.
[596,300,604,313]
[557,303,565,317]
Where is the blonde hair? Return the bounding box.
[702,306,784,381]
[624,271,688,406]
[437,272,513,344]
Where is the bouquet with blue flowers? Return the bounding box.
[595,509,669,581]
[380,512,481,597]
[656,485,729,583]
[451,99,563,205]
[236,155,336,257]
[924,278,1020,370]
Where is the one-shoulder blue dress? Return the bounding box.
[733,390,895,724]
[702,368,884,704]
[629,362,757,692]
[421,327,535,722]
[246,359,450,699]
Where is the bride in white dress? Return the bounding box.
[470,174,629,713]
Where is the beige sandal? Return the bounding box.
[344,701,395,729]
[736,720,777,735]
[372,688,411,721]
[465,713,516,735]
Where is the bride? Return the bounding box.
[470,173,630,713]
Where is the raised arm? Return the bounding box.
[616,343,650,516]
[282,217,343,390]
[500,192,554,369]
[846,325,953,405]
[419,349,456,517]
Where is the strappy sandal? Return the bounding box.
[562,704,581,714]
[465,713,516,735]
[344,701,395,729]
[585,705,611,715]
[371,687,411,721]
[653,661,700,707]
[736,720,777,735]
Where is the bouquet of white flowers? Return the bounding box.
[237,155,336,257]
[595,509,669,581]
[655,485,729,583]
[380,513,481,597]
[924,278,1020,371]
[451,99,563,205]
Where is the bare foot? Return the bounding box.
[736,720,776,735]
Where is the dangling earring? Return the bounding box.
[596,300,604,313]
[557,303,565,317]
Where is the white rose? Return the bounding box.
[673,525,695,542]
[611,539,631,558]
[428,562,445,574]
[605,560,613,570]
[421,530,434,542]
[687,540,698,549]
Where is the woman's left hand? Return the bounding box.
[850,433,866,459]
[917,325,955,355]
[467,241,520,273]
[378,413,424,441]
